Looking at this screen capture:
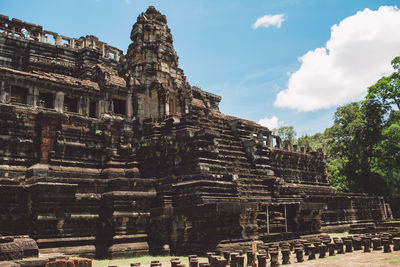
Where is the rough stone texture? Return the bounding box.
[0,6,393,258]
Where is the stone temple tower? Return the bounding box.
[123,6,192,120]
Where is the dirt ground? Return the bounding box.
[283,249,400,267]
[93,249,400,267]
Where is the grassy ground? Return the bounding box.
[328,232,349,239]
[381,255,400,263]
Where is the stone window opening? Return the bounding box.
[10,85,28,104]
[112,97,126,116]
[108,52,115,60]
[89,100,98,118]
[63,96,78,113]
[272,137,277,148]
[262,135,268,146]
[44,34,55,45]
[38,91,54,109]
[61,38,69,47]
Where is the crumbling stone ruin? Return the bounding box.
[0,6,393,258]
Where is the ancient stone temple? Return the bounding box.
[0,6,392,258]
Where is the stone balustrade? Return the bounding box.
[0,14,122,61]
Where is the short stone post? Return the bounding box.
[189,255,198,261]
[344,239,353,253]
[393,237,400,251]
[207,252,216,261]
[372,238,382,250]
[209,255,219,267]
[257,254,267,267]
[171,260,181,267]
[131,263,141,267]
[327,243,335,256]
[217,258,227,267]
[151,261,161,267]
[333,238,339,249]
[303,242,311,255]
[236,255,244,267]
[382,239,391,253]
[269,250,279,267]
[319,244,327,258]
[353,238,362,250]
[336,241,345,254]
[222,251,231,264]
[246,250,253,266]
[162,244,171,256]
[295,247,304,262]
[313,241,321,250]
[190,258,199,267]
[308,245,316,260]
[362,237,371,252]
[281,248,290,265]
[230,253,239,267]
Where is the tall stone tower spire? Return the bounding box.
[124,6,191,119]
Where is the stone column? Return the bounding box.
[266,205,270,234]
[55,34,62,46]
[83,97,90,116]
[127,93,133,118]
[54,91,64,112]
[267,134,273,147]
[0,81,6,103]
[27,86,35,106]
[32,87,39,107]
[284,204,288,233]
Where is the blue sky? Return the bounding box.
[2,0,400,135]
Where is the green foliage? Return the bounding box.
[326,158,349,192]
[367,56,400,110]
[291,56,400,217]
[296,133,326,151]
[273,126,296,143]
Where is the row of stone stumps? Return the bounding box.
[106,233,400,267]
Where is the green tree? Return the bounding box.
[296,133,326,151]
[273,126,296,143]
[367,56,400,110]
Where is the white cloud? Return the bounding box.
[125,0,131,4]
[274,6,400,112]
[258,116,283,129]
[253,14,286,29]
